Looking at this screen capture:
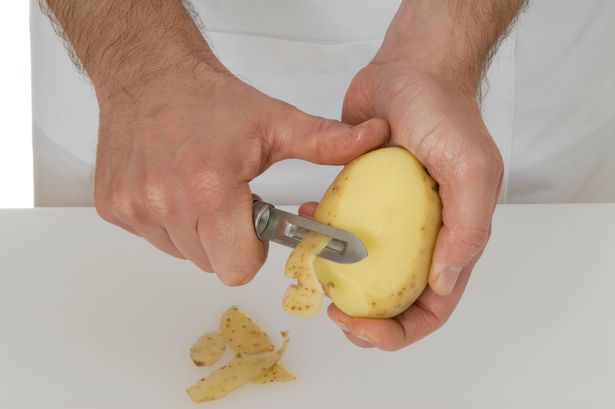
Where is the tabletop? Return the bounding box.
[1,204,614,409]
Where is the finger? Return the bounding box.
[336,256,478,351]
[97,212,139,236]
[100,196,186,259]
[327,302,352,329]
[131,223,186,260]
[348,300,444,351]
[271,106,390,165]
[343,331,375,349]
[298,201,319,218]
[166,227,214,272]
[392,256,477,346]
[328,304,404,351]
[427,152,503,296]
[94,194,139,236]
[327,305,380,348]
[327,306,374,348]
[195,181,267,287]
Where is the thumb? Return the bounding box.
[271,106,390,165]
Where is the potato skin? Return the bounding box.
[313,147,442,318]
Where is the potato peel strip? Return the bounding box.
[190,331,227,367]
[187,333,289,403]
[283,232,330,317]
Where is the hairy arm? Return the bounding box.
[37,0,391,288]
[377,0,527,93]
[39,0,223,98]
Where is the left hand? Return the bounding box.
[300,58,503,351]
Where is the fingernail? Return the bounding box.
[352,121,371,136]
[356,333,374,344]
[434,266,463,295]
[333,320,350,333]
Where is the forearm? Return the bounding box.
[39,0,224,98]
[377,0,526,92]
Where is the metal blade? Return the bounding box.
[253,201,367,264]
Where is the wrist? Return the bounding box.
[94,46,228,107]
[43,1,227,104]
[374,0,522,94]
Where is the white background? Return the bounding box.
[0,2,33,208]
[2,205,614,408]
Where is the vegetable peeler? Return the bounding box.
[252,200,367,264]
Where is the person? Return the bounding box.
[31,0,615,351]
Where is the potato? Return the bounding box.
[219,306,294,383]
[187,332,289,403]
[285,147,442,318]
[190,331,227,367]
[282,233,329,317]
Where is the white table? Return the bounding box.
[1,205,614,409]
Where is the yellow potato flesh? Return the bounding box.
[187,332,289,403]
[190,331,227,367]
[313,147,442,318]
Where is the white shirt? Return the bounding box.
[29,0,615,206]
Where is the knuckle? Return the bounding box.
[424,309,446,332]
[457,226,491,258]
[460,225,492,252]
[108,191,138,221]
[95,187,137,224]
[411,301,450,341]
[94,202,115,224]
[93,179,115,223]
[485,150,504,179]
[425,317,447,340]
[464,146,504,183]
[142,181,174,218]
[93,192,114,223]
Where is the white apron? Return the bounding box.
[30,0,615,206]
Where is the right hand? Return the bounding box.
[94,65,389,286]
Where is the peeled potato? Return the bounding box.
[219,306,294,383]
[187,332,289,403]
[190,331,227,367]
[285,147,442,319]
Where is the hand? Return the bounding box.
[94,65,390,286]
[307,60,503,350]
